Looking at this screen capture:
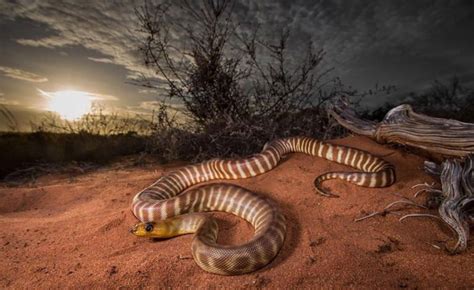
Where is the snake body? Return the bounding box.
[131,136,395,275]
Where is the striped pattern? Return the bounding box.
[131,136,396,275]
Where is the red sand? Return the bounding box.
[0,136,472,288]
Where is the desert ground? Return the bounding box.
[0,136,472,288]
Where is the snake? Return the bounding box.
[130,136,396,275]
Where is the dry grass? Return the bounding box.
[0,131,147,179]
[0,108,152,180]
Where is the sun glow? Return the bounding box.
[41,90,93,120]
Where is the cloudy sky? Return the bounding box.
[0,0,473,130]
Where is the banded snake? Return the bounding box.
[130,136,395,275]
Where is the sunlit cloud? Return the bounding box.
[87,57,115,64]
[5,1,147,80]
[138,100,184,111]
[16,36,75,48]
[138,89,162,94]
[0,96,20,106]
[139,100,162,110]
[0,66,48,83]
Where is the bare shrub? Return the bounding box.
[0,105,153,179]
[30,105,154,135]
[406,77,474,122]
[135,0,353,161]
[364,77,474,123]
[0,105,19,132]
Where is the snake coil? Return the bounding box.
[131,137,395,275]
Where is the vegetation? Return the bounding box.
[0,107,151,180]
[1,0,468,181]
[0,131,146,179]
[363,77,474,123]
[134,0,363,161]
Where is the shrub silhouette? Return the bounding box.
[363,77,474,123]
[135,0,348,161]
[0,107,150,179]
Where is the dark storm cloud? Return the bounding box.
[0,0,473,112]
[235,1,474,89]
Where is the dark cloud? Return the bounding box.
[237,1,474,79]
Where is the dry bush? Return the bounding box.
[31,105,154,135]
[135,0,356,161]
[0,106,151,179]
[0,105,18,131]
[363,77,474,123]
[0,131,147,179]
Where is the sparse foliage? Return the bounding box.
[30,105,154,135]
[0,105,19,131]
[364,77,474,123]
[135,0,350,161]
[406,77,474,122]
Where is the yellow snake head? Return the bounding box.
[130,221,173,238]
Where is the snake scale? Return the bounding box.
[130,136,395,275]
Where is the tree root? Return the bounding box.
[355,157,473,254]
[433,156,473,254]
[354,192,426,222]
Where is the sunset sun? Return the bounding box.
[41,90,93,120]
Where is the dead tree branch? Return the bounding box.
[329,97,474,253]
[329,97,474,157]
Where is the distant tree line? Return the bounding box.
[363,77,474,123]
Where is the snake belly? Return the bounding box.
[131,136,396,275]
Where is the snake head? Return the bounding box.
[130,221,173,238]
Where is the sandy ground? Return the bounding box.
[0,136,472,288]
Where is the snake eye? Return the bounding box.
[145,223,154,232]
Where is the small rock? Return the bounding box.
[376,243,392,254]
[399,281,408,288]
[306,256,317,265]
[109,265,118,277]
[309,237,326,247]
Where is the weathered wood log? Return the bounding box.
[328,97,474,157]
[329,97,474,253]
[425,157,474,253]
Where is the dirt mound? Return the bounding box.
[0,136,472,288]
